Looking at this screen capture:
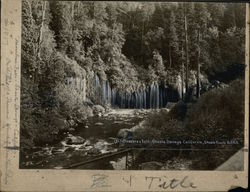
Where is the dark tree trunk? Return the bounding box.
[181,44,185,100]
[184,3,189,96]
[169,44,172,68]
[196,29,201,98]
[37,1,46,59]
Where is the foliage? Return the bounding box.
[185,79,244,169]
[133,79,244,169]
[21,1,246,148]
[134,103,185,141]
[185,79,244,141]
[54,84,93,121]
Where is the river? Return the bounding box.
[20,109,148,169]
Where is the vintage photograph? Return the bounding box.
[20,0,246,170]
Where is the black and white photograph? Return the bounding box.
[20,0,246,171]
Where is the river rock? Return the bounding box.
[65,135,85,145]
[95,122,104,126]
[93,105,105,116]
[68,119,76,126]
[117,129,133,139]
[64,147,75,153]
[84,139,91,146]
[68,127,75,132]
[87,147,100,155]
[94,140,110,151]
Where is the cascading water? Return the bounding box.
[92,74,180,109]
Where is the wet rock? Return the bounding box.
[93,105,105,116]
[87,147,100,155]
[95,122,104,126]
[52,147,68,154]
[100,149,110,154]
[84,140,91,146]
[140,161,163,170]
[68,119,76,127]
[68,127,75,132]
[134,112,140,116]
[64,147,75,153]
[85,146,93,151]
[218,82,229,89]
[113,121,123,124]
[66,135,85,145]
[104,105,112,112]
[160,108,170,113]
[117,129,133,139]
[94,140,110,150]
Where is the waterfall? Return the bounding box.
[92,74,180,109]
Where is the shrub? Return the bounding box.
[185,79,245,169]
[133,102,187,163]
[54,83,93,122]
[185,79,244,143]
[134,108,183,141]
[20,107,66,146]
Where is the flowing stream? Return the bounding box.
[20,75,185,169]
[20,109,148,169]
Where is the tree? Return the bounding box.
[184,3,189,96]
[193,3,210,98]
[49,1,72,52]
[152,50,166,80]
[37,1,46,58]
[222,4,237,32]
[168,10,180,69]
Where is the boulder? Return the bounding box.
[64,147,75,153]
[93,105,105,116]
[68,119,76,127]
[95,122,104,126]
[65,135,85,145]
[117,121,145,139]
[117,129,133,139]
[94,140,110,150]
[87,147,100,155]
[84,139,91,146]
[68,127,75,132]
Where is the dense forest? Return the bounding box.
[21,0,245,160]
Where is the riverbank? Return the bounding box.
[20,79,244,170]
[20,108,150,169]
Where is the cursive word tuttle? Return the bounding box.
[146,176,197,190]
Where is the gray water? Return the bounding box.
[20,109,146,169]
